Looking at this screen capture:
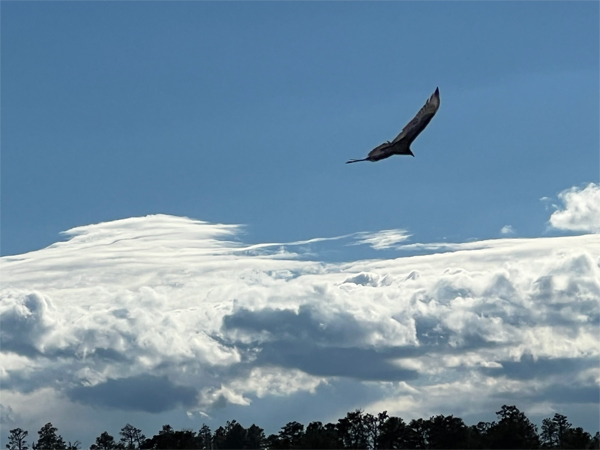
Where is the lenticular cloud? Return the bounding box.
[1,213,599,435]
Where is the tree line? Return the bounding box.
[6,405,599,450]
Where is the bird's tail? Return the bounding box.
[346,158,368,164]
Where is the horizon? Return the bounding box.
[6,402,599,449]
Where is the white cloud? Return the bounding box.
[500,225,515,235]
[549,183,600,233]
[228,367,325,399]
[1,211,599,444]
[393,236,535,253]
[353,229,412,249]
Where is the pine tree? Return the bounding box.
[6,428,29,450]
[119,425,145,450]
[89,432,122,450]
[488,405,540,449]
[33,423,67,450]
[197,424,212,450]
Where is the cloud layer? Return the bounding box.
[1,198,599,443]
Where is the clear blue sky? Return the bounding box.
[2,1,598,257]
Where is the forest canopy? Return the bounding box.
[6,405,599,450]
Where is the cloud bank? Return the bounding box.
[1,192,599,443]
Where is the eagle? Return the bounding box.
[346,87,440,164]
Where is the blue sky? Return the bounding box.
[1,2,599,447]
[2,1,598,257]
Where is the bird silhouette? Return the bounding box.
[346,87,440,164]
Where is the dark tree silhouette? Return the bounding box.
[8,404,600,450]
[197,424,212,450]
[377,416,409,449]
[406,418,428,449]
[337,410,370,449]
[212,425,227,450]
[591,432,600,449]
[6,428,29,450]
[33,423,67,450]
[465,421,493,449]
[302,422,340,449]
[90,432,121,450]
[267,421,304,449]
[141,425,198,450]
[212,420,265,449]
[563,427,595,449]
[119,424,145,450]
[426,415,468,449]
[488,405,540,449]
[141,425,173,450]
[363,411,387,449]
[541,413,571,448]
[245,425,266,450]
[214,421,244,449]
[222,422,244,450]
[173,430,196,450]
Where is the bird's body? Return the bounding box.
[346,87,440,164]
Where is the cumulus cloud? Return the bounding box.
[0,292,56,357]
[549,183,600,233]
[1,209,599,443]
[500,225,515,235]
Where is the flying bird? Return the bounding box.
[346,87,440,164]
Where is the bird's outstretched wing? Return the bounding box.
[346,141,393,163]
[391,87,440,145]
[367,141,394,160]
